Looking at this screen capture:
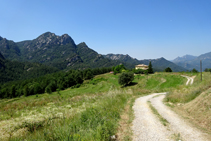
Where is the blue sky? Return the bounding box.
[1,0,211,60]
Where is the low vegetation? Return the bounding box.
[2,64,211,140]
[0,71,189,140]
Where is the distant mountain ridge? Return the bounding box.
[0,32,186,72]
[0,32,127,70]
[172,55,197,63]
[172,53,211,71]
[104,54,187,72]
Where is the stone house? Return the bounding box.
[135,64,148,70]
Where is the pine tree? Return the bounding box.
[148,61,153,74]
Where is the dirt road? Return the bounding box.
[181,75,194,85]
[132,76,209,141]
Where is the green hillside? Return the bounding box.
[0,72,187,140]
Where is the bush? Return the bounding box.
[164,67,172,72]
[191,68,198,73]
[114,64,126,73]
[45,85,52,94]
[118,72,134,86]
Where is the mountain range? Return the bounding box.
[1,31,200,84]
[172,53,211,71]
[104,54,187,72]
[0,32,187,73]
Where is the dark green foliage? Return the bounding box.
[10,85,16,98]
[148,61,154,74]
[23,85,29,97]
[0,37,21,60]
[0,67,111,98]
[164,67,172,72]
[0,60,59,84]
[204,68,211,72]
[191,68,198,73]
[118,72,134,86]
[133,69,144,74]
[45,85,52,94]
[114,64,126,73]
[144,70,148,75]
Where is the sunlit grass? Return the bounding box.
[0,72,188,140]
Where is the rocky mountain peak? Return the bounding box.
[77,42,88,48]
[60,34,74,45]
[32,32,75,49]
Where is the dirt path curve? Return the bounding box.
[132,93,173,141]
[132,76,209,141]
[181,75,194,85]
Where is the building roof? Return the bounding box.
[135,64,148,67]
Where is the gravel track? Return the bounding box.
[132,93,209,141]
[151,94,209,141]
[132,93,173,141]
[181,75,194,85]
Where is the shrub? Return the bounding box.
[118,72,134,86]
[164,67,172,72]
[191,68,198,73]
[45,85,52,94]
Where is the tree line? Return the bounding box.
[0,67,112,99]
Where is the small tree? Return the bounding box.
[85,71,93,80]
[191,68,198,73]
[148,61,153,74]
[45,85,52,94]
[164,67,172,72]
[118,72,134,86]
[23,85,29,97]
[114,64,126,73]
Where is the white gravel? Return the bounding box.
[181,75,194,85]
[151,94,209,141]
[132,93,209,141]
[132,93,173,141]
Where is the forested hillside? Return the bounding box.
[0,59,59,84]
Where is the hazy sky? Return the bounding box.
[1,0,211,60]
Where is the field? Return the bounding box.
[1,72,210,141]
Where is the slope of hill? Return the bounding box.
[0,59,59,84]
[172,52,211,71]
[0,36,21,60]
[104,54,140,65]
[172,55,197,63]
[104,54,187,72]
[0,52,5,69]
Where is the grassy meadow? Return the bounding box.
[1,72,209,141]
